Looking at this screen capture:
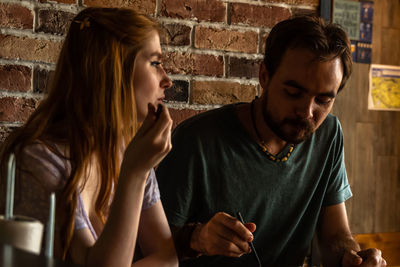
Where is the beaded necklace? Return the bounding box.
[250,99,294,162]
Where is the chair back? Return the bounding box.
[1,153,55,257]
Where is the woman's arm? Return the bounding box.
[67,167,148,267]
[133,200,178,267]
[68,104,173,267]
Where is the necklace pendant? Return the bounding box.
[250,99,295,162]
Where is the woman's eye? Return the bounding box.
[151,61,162,67]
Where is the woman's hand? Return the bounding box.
[121,103,173,178]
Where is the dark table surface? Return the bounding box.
[0,243,81,267]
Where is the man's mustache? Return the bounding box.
[283,118,314,130]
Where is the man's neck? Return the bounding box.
[235,99,288,156]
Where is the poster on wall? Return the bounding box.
[368,64,400,111]
[357,0,374,63]
[332,0,361,40]
[332,0,374,64]
[359,1,374,43]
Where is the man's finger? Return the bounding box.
[357,248,382,259]
[342,250,363,266]
[244,222,256,233]
[212,223,251,254]
[209,237,245,257]
[216,212,253,242]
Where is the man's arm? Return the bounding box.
[170,212,256,261]
[316,202,386,267]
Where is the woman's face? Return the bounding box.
[133,31,172,123]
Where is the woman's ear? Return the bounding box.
[259,62,270,91]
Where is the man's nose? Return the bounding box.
[295,99,314,119]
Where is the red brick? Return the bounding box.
[83,0,156,15]
[230,3,291,28]
[229,57,261,79]
[0,97,38,123]
[34,68,54,93]
[160,23,191,46]
[169,108,205,129]
[160,0,225,22]
[0,126,18,144]
[37,9,76,35]
[165,80,189,103]
[260,30,269,55]
[163,52,223,76]
[195,27,258,53]
[37,0,76,4]
[291,8,319,17]
[193,80,257,105]
[0,65,32,92]
[265,0,319,6]
[0,35,62,63]
[0,3,33,30]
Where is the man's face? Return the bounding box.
[259,48,343,144]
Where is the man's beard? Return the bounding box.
[261,95,315,144]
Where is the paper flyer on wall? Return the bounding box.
[368,64,400,111]
[333,0,361,40]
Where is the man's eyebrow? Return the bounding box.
[284,80,336,98]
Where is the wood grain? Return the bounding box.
[331,0,400,234]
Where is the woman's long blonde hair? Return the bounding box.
[0,7,160,259]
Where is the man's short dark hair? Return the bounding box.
[264,16,352,92]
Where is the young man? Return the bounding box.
[156,16,386,266]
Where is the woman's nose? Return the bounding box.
[160,68,172,90]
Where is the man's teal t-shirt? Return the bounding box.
[156,104,352,266]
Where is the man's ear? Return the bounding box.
[259,62,270,91]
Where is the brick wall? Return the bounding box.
[0,0,319,141]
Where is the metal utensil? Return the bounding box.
[236,212,262,267]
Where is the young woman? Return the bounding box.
[0,7,178,267]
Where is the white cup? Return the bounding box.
[0,215,44,255]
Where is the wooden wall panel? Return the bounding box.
[375,156,400,232]
[380,0,400,28]
[332,0,400,234]
[350,122,377,233]
[380,28,400,66]
[371,0,400,65]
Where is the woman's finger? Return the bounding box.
[136,103,157,137]
[146,104,172,139]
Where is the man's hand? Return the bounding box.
[342,249,387,267]
[190,212,256,257]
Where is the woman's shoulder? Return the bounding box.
[18,139,71,192]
